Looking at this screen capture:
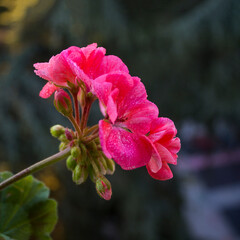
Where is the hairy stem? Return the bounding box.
[0,147,71,191]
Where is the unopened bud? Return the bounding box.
[80,144,87,163]
[77,89,85,107]
[66,155,77,171]
[91,156,106,175]
[54,89,73,116]
[72,164,88,184]
[59,142,67,151]
[96,156,108,175]
[99,155,108,171]
[58,133,68,142]
[102,155,115,175]
[65,128,73,141]
[95,176,112,200]
[71,146,81,158]
[89,165,96,182]
[50,125,65,138]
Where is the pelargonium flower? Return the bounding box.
[92,72,159,170]
[33,43,181,201]
[34,43,129,98]
[146,118,181,180]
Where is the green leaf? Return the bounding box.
[0,171,58,240]
[29,199,57,240]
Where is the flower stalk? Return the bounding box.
[0,147,71,191]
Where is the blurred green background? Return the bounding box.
[0,0,240,239]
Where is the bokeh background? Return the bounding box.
[0,0,240,239]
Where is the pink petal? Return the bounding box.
[154,143,177,165]
[48,54,75,85]
[99,55,129,75]
[84,47,106,79]
[147,149,162,173]
[39,82,58,98]
[99,120,152,170]
[149,117,177,143]
[104,72,133,104]
[34,62,52,81]
[107,89,119,123]
[67,58,91,91]
[118,77,147,114]
[92,77,113,105]
[166,137,181,155]
[147,161,173,180]
[92,72,134,119]
[99,120,113,159]
[81,43,98,58]
[121,100,159,134]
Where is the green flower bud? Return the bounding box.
[54,89,73,116]
[88,165,96,183]
[95,176,112,200]
[99,155,108,171]
[77,89,85,107]
[80,144,87,163]
[59,142,67,151]
[71,146,81,158]
[72,164,88,184]
[50,125,65,138]
[58,133,68,142]
[66,155,77,171]
[95,156,108,175]
[102,154,115,175]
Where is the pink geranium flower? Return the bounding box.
[93,72,159,170]
[34,43,129,98]
[146,118,181,180]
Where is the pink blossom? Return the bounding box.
[34,43,129,98]
[146,118,181,180]
[94,72,159,170]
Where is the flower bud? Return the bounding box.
[54,89,73,116]
[92,156,106,176]
[72,164,88,184]
[80,144,87,163]
[66,155,77,171]
[65,128,74,141]
[59,142,68,151]
[50,125,65,138]
[95,176,112,200]
[102,154,115,175]
[77,89,85,107]
[71,146,81,158]
[97,156,108,175]
[58,133,68,142]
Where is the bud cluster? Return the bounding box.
[50,124,115,200]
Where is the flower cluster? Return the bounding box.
[34,43,180,200]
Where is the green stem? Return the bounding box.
[83,132,99,143]
[72,92,80,125]
[68,115,82,137]
[0,147,71,191]
[83,124,99,136]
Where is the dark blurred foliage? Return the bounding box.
[0,0,239,239]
